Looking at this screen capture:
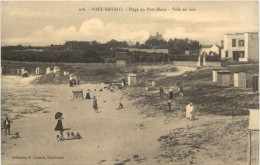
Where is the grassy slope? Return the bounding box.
[124,64,259,117]
[120,64,258,164]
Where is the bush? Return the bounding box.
[171,55,198,61]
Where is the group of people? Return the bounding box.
[55,113,82,142]
[69,79,80,87]
[160,84,195,121]
[56,132,82,142]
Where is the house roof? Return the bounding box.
[225,32,258,35]
[115,52,129,60]
[201,45,213,48]
[201,44,220,49]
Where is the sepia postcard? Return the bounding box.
[1,1,259,165]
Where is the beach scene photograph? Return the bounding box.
[1,1,259,165]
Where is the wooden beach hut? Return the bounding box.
[234,72,246,88]
[212,69,221,82]
[72,90,83,101]
[247,109,259,165]
[128,74,136,86]
[217,71,231,87]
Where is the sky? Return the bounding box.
[1,1,259,46]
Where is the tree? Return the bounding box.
[81,50,104,63]
[135,42,140,48]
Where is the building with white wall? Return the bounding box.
[200,44,220,55]
[221,32,259,62]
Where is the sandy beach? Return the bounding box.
[1,66,249,165]
[2,75,172,165]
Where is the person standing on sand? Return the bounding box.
[168,88,173,100]
[3,117,11,136]
[167,99,172,111]
[55,113,64,141]
[93,96,98,113]
[178,85,184,97]
[186,102,195,120]
[159,87,164,99]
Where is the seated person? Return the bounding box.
[119,102,124,109]
[56,135,60,142]
[66,132,71,140]
[75,133,82,139]
[71,132,75,139]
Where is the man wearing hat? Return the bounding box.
[3,117,11,136]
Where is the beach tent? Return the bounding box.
[36,67,41,75]
[64,71,69,76]
[46,67,52,74]
[53,66,60,73]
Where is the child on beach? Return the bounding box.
[75,133,82,139]
[66,132,71,140]
[71,132,75,139]
[119,102,124,109]
[56,135,60,142]
[10,132,20,139]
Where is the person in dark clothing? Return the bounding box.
[3,117,11,136]
[55,117,64,141]
[168,89,173,100]
[159,87,164,99]
[77,79,80,86]
[167,100,172,111]
[121,78,126,86]
[69,80,73,87]
[93,96,98,113]
[85,91,91,99]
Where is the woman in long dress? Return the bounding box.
[186,102,195,120]
[85,91,91,99]
[92,96,98,113]
[55,115,64,140]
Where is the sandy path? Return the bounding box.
[158,66,197,77]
